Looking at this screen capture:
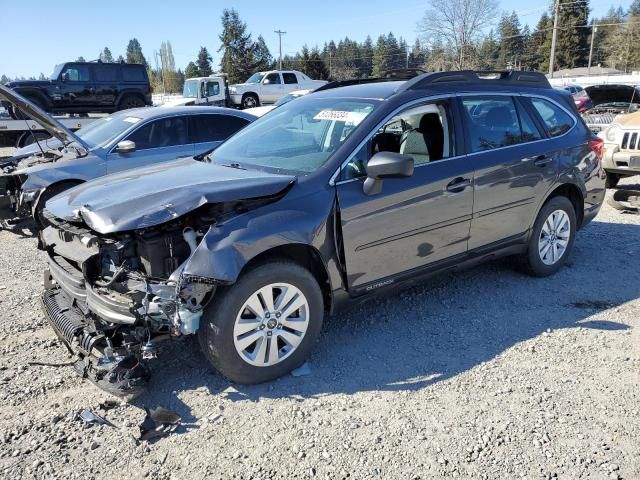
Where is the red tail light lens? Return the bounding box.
[589,138,604,160]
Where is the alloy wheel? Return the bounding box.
[538,209,571,265]
[233,283,309,367]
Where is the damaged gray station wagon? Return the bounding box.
[39,71,605,396]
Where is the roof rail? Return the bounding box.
[400,70,551,92]
[315,69,426,93]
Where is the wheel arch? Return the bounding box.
[11,88,52,110]
[540,182,585,229]
[236,243,332,313]
[241,92,260,106]
[32,178,85,219]
[115,90,146,107]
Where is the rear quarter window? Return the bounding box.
[122,66,147,82]
[530,98,574,137]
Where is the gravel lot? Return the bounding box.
[0,151,638,479]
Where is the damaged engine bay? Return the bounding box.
[40,197,279,397]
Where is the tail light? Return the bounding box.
[589,138,604,160]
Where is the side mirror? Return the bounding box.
[363,152,414,195]
[61,73,69,82]
[263,79,271,85]
[116,140,136,154]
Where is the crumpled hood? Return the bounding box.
[46,158,296,234]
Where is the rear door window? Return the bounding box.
[530,98,574,137]
[125,116,190,150]
[192,114,250,143]
[282,73,298,85]
[122,66,146,82]
[94,64,118,82]
[462,96,542,152]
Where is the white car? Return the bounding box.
[229,70,326,109]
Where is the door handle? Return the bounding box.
[534,155,553,167]
[446,177,471,193]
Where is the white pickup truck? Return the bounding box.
[229,70,326,109]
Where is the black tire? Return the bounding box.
[34,181,82,227]
[198,260,324,384]
[10,96,46,120]
[19,131,51,148]
[117,95,144,111]
[241,93,259,109]
[518,196,577,277]
[605,171,620,189]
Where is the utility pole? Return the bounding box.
[588,19,597,74]
[274,29,286,70]
[549,0,560,77]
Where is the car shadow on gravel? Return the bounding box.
[122,220,638,421]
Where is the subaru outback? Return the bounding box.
[38,71,605,396]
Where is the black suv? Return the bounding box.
[38,71,605,396]
[3,61,152,118]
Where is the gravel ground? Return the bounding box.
[0,160,638,479]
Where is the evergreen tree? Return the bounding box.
[497,11,524,69]
[308,47,329,79]
[218,8,271,84]
[126,38,147,65]
[76,56,86,62]
[196,47,213,77]
[0,74,10,84]
[360,36,374,77]
[476,30,500,70]
[100,47,114,63]
[526,12,552,71]
[116,55,125,63]
[185,61,199,79]
[38,72,46,80]
[554,0,590,70]
[372,35,390,77]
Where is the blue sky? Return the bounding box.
[1,0,632,78]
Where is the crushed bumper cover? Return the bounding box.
[40,283,150,398]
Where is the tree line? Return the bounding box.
[3,2,640,90]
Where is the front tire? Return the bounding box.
[241,93,259,109]
[519,196,577,277]
[605,171,620,189]
[198,260,324,384]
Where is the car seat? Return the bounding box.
[399,113,444,163]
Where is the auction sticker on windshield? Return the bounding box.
[314,110,367,125]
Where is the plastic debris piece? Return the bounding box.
[139,406,181,441]
[79,409,114,428]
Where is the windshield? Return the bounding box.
[211,97,379,174]
[75,113,143,149]
[183,79,198,98]
[245,72,265,84]
[50,64,64,80]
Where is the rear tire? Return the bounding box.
[198,260,324,384]
[604,171,620,189]
[117,95,144,111]
[518,196,577,277]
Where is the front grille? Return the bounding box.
[621,131,640,150]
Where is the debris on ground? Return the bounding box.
[79,409,114,428]
[139,407,181,441]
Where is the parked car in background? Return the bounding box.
[561,84,586,96]
[0,85,255,225]
[163,75,230,107]
[38,70,603,396]
[1,61,152,119]
[244,88,313,117]
[599,109,640,187]
[228,70,327,109]
[582,84,640,133]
